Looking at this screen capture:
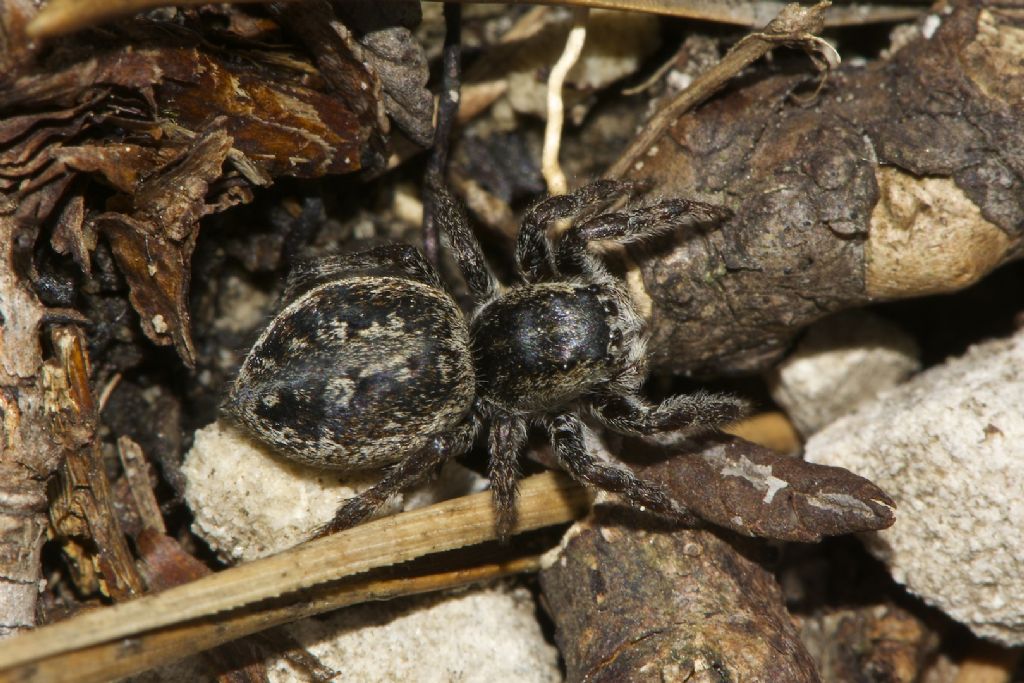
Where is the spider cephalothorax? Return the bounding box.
[225,179,746,537]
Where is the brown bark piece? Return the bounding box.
[625,1,1024,376]
[797,604,939,683]
[629,434,896,542]
[540,516,819,682]
[0,192,69,639]
[2,17,388,363]
[268,0,389,167]
[154,46,371,178]
[96,128,235,367]
[46,327,144,601]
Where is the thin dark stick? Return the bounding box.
[605,1,831,180]
[422,2,463,266]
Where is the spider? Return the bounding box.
[224,179,747,538]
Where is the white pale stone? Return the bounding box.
[768,311,920,435]
[183,421,386,561]
[269,586,561,683]
[804,329,1024,644]
[183,421,484,561]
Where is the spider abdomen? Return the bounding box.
[471,283,621,413]
[226,276,475,471]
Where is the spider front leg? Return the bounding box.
[590,391,749,437]
[315,413,482,537]
[487,413,527,540]
[516,180,640,283]
[555,197,732,275]
[548,413,694,522]
[425,178,497,302]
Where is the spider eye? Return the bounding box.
[603,300,618,317]
[609,329,623,349]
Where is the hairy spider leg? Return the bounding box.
[589,391,750,437]
[486,413,528,539]
[426,178,498,302]
[548,413,698,523]
[555,197,731,275]
[315,412,483,537]
[515,180,640,283]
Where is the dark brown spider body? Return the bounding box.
[225,180,745,538]
[471,282,642,414]
[225,247,475,472]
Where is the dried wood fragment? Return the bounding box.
[620,0,1024,375]
[95,129,235,367]
[116,437,166,535]
[540,513,820,682]
[797,604,940,682]
[46,326,144,600]
[626,434,895,542]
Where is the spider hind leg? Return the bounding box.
[315,414,481,538]
[487,413,527,540]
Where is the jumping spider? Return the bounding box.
[224,180,746,538]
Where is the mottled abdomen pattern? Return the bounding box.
[226,276,475,470]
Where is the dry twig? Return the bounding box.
[606,0,834,179]
[4,553,544,683]
[0,472,588,678]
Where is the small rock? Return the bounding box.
[804,329,1024,645]
[768,311,920,435]
[269,585,561,683]
[183,421,483,561]
[183,421,386,560]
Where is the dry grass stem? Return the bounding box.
[724,411,801,453]
[437,0,919,27]
[26,0,264,38]
[1,555,544,683]
[953,641,1022,683]
[27,0,921,40]
[0,471,589,677]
